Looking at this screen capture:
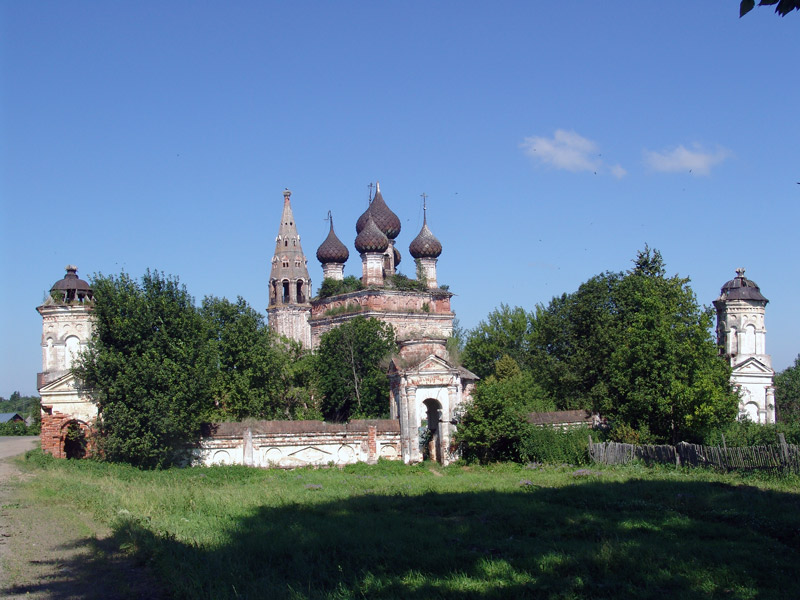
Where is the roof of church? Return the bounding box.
[718,268,768,302]
[409,209,442,259]
[355,182,401,240]
[50,265,93,300]
[316,213,349,264]
[269,189,311,282]
[354,213,390,253]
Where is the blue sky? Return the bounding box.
[1,2,798,396]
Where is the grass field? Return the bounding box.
[9,453,800,599]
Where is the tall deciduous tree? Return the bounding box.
[201,296,313,421]
[601,250,736,443]
[775,354,800,423]
[315,316,395,421]
[74,271,215,468]
[462,304,537,379]
[463,248,737,444]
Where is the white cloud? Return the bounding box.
[521,129,625,178]
[610,164,627,179]
[521,129,601,173]
[643,144,730,176]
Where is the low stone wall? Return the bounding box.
[194,419,402,468]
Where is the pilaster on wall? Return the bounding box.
[361,253,384,286]
[322,263,345,281]
[418,257,438,289]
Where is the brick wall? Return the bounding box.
[40,407,94,458]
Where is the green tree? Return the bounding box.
[603,250,736,443]
[740,0,799,17]
[530,248,736,443]
[462,304,537,379]
[775,354,800,423]
[529,272,621,411]
[74,271,215,468]
[315,316,395,421]
[0,392,41,421]
[202,296,303,421]
[456,355,554,463]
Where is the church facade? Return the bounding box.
[267,183,477,464]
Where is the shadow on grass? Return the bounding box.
[2,535,164,600]
[8,475,800,599]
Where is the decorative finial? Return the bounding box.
[326,210,334,229]
[376,181,381,195]
[736,267,746,278]
[283,188,291,199]
[367,182,375,203]
[421,193,428,223]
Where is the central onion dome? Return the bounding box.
[50,265,93,302]
[409,212,442,259]
[718,268,768,302]
[355,182,401,240]
[316,214,349,264]
[355,213,389,253]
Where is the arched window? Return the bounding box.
[742,325,756,355]
[65,336,80,369]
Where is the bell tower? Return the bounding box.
[267,189,312,348]
[713,268,775,423]
[36,265,97,457]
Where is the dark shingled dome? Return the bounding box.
[316,216,349,264]
[356,183,401,240]
[355,213,390,253]
[409,215,442,259]
[719,269,768,302]
[50,265,93,301]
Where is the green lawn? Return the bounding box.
[14,453,800,599]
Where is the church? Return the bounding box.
[34,184,777,464]
[266,183,478,464]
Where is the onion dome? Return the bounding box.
[50,265,93,302]
[355,213,389,253]
[355,182,401,240]
[393,245,402,267]
[316,213,349,264]
[718,268,768,302]
[409,212,442,259]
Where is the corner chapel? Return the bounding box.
[267,183,478,464]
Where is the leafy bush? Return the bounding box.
[518,425,592,465]
[704,420,800,446]
[317,276,364,299]
[386,273,426,291]
[456,357,555,463]
[0,421,33,436]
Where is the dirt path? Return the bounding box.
[0,439,163,600]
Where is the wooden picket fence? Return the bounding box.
[588,434,800,474]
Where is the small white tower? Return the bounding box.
[713,268,775,423]
[36,265,97,457]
